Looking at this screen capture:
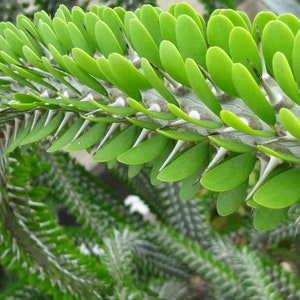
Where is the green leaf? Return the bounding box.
[72,48,106,79]
[200,152,256,192]
[141,58,178,105]
[257,145,300,163]
[139,4,162,45]
[292,31,300,87]
[219,9,249,29]
[217,181,248,216]
[220,110,275,137]
[252,11,276,42]
[278,13,300,35]
[229,27,262,80]
[207,15,234,54]
[279,108,300,140]
[47,118,85,152]
[232,63,276,125]
[52,17,74,51]
[185,58,222,115]
[206,46,238,96]
[66,123,108,151]
[176,15,207,68]
[21,112,64,145]
[95,20,124,57]
[254,207,288,231]
[93,126,138,162]
[118,134,169,165]
[159,12,177,45]
[108,53,151,96]
[62,55,108,95]
[254,168,300,208]
[129,18,162,68]
[209,136,254,153]
[273,51,300,105]
[157,129,205,142]
[159,40,190,86]
[68,22,93,55]
[262,20,294,75]
[158,142,209,182]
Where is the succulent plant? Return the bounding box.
[2,3,300,299]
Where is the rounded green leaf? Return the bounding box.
[68,22,93,55]
[219,9,249,29]
[232,63,276,125]
[209,136,254,153]
[66,123,108,151]
[141,58,178,105]
[95,20,124,57]
[220,110,275,137]
[279,108,300,140]
[262,20,294,75]
[254,207,288,231]
[185,58,221,115]
[53,17,74,51]
[253,168,300,208]
[159,40,190,86]
[159,12,177,45]
[139,4,162,45]
[206,47,238,96]
[93,126,138,162]
[200,152,256,192]
[252,11,276,42]
[129,18,162,68]
[292,31,300,87]
[273,51,300,105]
[118,134,169,165]
[229,27,262,80]
[278,13,300,35]
[207,15,234,55]
[217,181,248,216]
[158,142,209,182]
[176,15,207,68]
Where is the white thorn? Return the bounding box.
[40,90,49,98]
[44,110,56,127]
[110,96,126,107]
[133,128,149,147]
[168,119,188,127]
[81,93,94,102]
[4,123,12,148]
[52,112,73,139]
[71,119,90,142]
[30,110,42,131]
[159,140,185,172]
[148,102,161,112]
[13,118,21,141]
[246,156,282,201]
[94,123,119,152]
[188,109,201,120]
[203,147,228,175]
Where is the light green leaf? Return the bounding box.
[157,129,204,142]
[176,15,207,68]
[232,63,276,125]
[141,58,178,105]
[129,18,162,68]
[257,145,300,163]
[206,46,238,96]
[253,168,300,208]
[273,51,300,105]
[207,15,234,54]
[279,108,300,140]
[158,142,209,182]
[262,20,294,75]
[159,12,177,45]
[209,136,254,153]
[159,40,190,86]
[229,27,262,80]
[185,58,221,115]
[201,152,256,192]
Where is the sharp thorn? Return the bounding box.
[202,147,228,176]
[246,156,282,201]
[94,123,119,153]
[159,140,185,172]
[133,128,149,148]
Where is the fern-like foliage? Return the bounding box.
[1,2,300,299]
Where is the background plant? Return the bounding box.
[1,2,300,299]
